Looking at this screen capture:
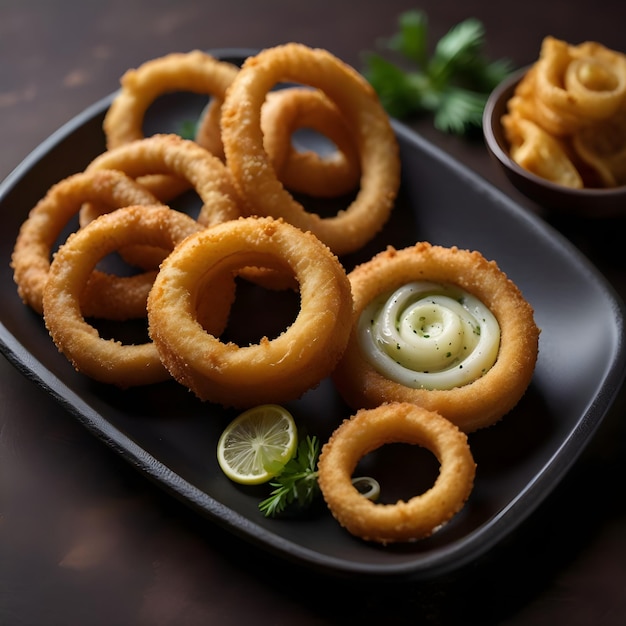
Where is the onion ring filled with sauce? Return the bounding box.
[317,402,476,544]
[220,43,400,256]
[147,216,353,408]
[332,243,540,433]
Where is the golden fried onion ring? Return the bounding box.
[221,43,400,256]
[81,133,242,269]
[84,134,241,227]
[104,50,239,197]
[196,86,361,198]
[11,169,163,318]
[42,205,213,387]
[332,243,540,433]
[317,402,476,543]
[147,216,353,407]
[260,87,360,197]
[533,37,626,133]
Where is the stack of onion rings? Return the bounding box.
[147,216,353,407]
[42,205,237,387]
[9,44,543,546]
[104,49,363,204]
[83,133,241,228]
[104,50,239,198]
[80,133,242,269]
[504,36,626,188]
[221,43,400,256]
[197,86,362,198]
[317,402,476,543]
[11,169,163,318]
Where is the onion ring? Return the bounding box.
[220,43,400,256]
[147,216,353,407]
[11,169,163,318]
[42,205,232,387]
[533,37,626,133]
[104,50,239,198]
[84,134,241,227]
[80,133,242,268]
[317,402,476,543]
[332,243,540,433]
[195,97,227,159]
[260,87,360,198]
[196,87,361,198]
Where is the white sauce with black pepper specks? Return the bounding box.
[358,281,500,390]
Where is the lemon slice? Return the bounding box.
[217,404,298,485]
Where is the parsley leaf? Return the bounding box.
[178,119,197,140]
[363,10,514,134]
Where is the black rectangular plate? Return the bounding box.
[1,49,625,580]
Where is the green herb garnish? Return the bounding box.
[259,435,321,517]
[362,10,514,134]
[179,119,197,140]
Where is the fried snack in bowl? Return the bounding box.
[11,169,164,318]
[484,67,626,216]
[332,242,539,433]
[147,216,353,408]
[221,43,400,256]
[529,37,626,135]
[317,402,476,544]
[572,105,626,187]
[503,115,583,189]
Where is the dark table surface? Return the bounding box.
[2,1,626,624]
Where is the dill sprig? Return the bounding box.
[259,435,321,517]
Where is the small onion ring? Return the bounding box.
[197,87,361,198]
[221,43,400,256]
[11,169,163,318]
[42,205,223,388]
[260,87,360,197]
[332,242,540,433]
[147,216,353,407]
[317,402,476,544]
[104,50,239,198]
